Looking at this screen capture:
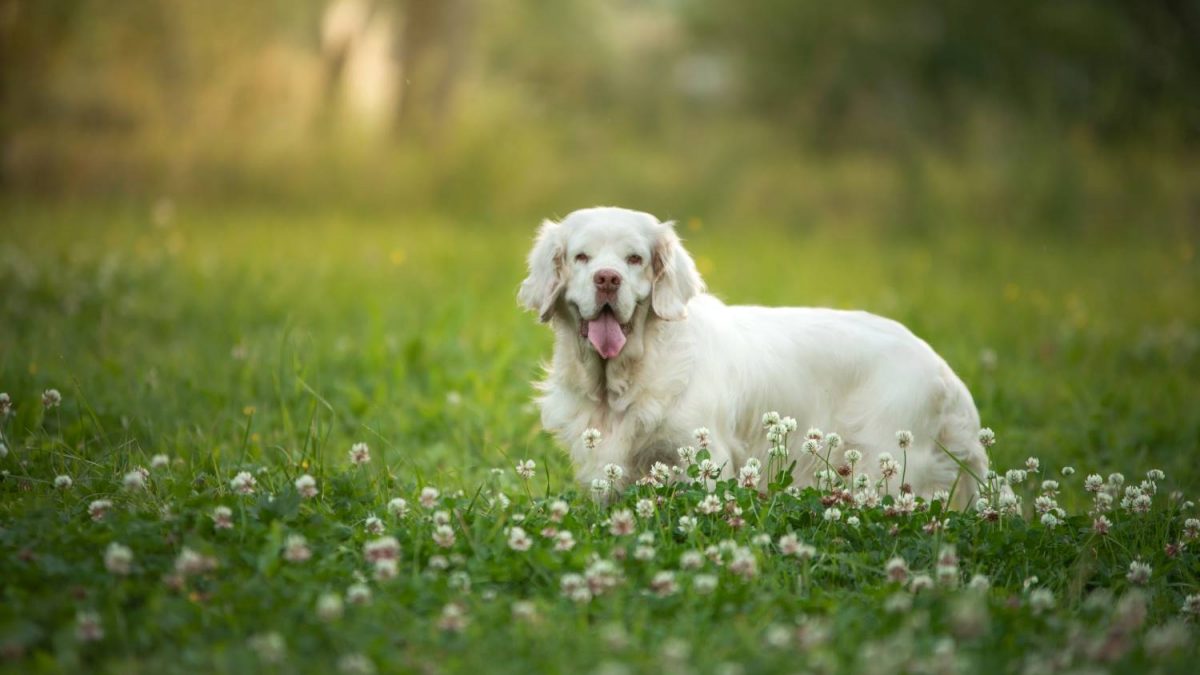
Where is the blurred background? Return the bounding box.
[2,0,1198,232]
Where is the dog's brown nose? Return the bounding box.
[593,269,622,292]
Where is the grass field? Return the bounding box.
[1,199,1198,673]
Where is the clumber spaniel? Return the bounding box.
[519,206,988,506]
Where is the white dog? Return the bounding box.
[519,206,988,506]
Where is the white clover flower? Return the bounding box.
[609,509,635,536]
[364,515,384,535]
[738,463,761,489]
[1005,469,1027,485]
[554,530,576,551]
[363,536,400,563]
[316,593,343,622]
[346,583,372,606]
[885,592,913,614]
[508,526,532,552]
[230,471,256,495]
[123,470,146,491]
[895,430,914,449]
[54,474,73,490]
[777,533,801,556]
[677,446,697,464]
[432,525,455,548]
[692,427,711,448]
[1040,512,1059,528]
[730,547,759,579]
[823,507,842,522]
[1108,473,1125,487]
[150,454,170,470]
[515,459,536,480]
[175,547,217,576]
[580,428,603,450]
[968,574,991,591]
[1130,494,1152,514]
[1183,518,1199,541]
[1029,589,1055,613]
[590,478,611,496]
[693,574,718,595]
[283,535,311,563]
[371,559,397,581]
[294,474,318,499]
[548,499,570,522]
[978,428,996,448]
[248,632,286,664]
[885,557,909,583]
[636,498,655,519]
[1040,480,1059,495]
[511,601,538,623]
[910,574,934,592]
[104,543,133,575]
[697,495,722,515]
[697,458,720,481]
[761,411,781,427]
[1147,469,1166,481]
[931,489,950,503]
[649,462,671,485]
[1083,473,1104,492]
[1183,594,1200,617]
[1127,560,1152,585]
[0,392,11,417]
[843,448,863,465]
[75,610,103,642]
[42,388,62,409]
[679,550,704,570]
[337,654,374,675]
[799,439,819,456]
[419,486,440,508]
[603,463,625,483]
[634,545,655,561]
[825,432,842,450]
[677,515,697,534]
[1061,466,1075,476]
[387,497,408,518]
[1025,457,1040,473]
[348,442,371,465]
[650,571,678,597]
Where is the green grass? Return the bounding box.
[0,199,1198,673]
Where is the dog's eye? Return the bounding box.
[574,253,590,264]
[626,254,643,266]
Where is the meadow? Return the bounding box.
[1,198,1198,673]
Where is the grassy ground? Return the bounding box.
[0,199,1198,673]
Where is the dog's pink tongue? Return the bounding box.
[587,313,626,359]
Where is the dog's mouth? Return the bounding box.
[579,305,632,359]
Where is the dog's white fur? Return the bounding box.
[519,206,987,506]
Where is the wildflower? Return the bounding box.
[432,525,456,548]
[54,474,73,490]
[554,530,576,551]
[697,495,722,515]
[75,611,103,642]
[677,446,697,464]
[885,592,913,614]
[1182,594,1200,617]
[585,559,623,596]
[123,470,146,491]
[762,411,781,427]
[316,593,343,622]
[1040,513,1059,528]
[693,574,718,594]
[931,489,950,503]
[1147,469,1166,481]
[104,543,133,575]
[738,463,761,489]
[283,535,311,563]
[910,574,934,592]
[581,428,602,449]
[88,499,112,521]
[1005,469,1027,485]
[42,388,62,409]
[885,557,909,584]
[1025,457,1040,473]
[804,426,822,441]
[346,583,371,605]
[1130,494,1152,514]
[230,471,256,495]
[248,632,286,664]
[800,439,819,456]
[895,492,918,515]
[843,448,863,465]
[515,459,536,480]
[1083,473,1104,492]
[511,601,539,623]
[680,550,704,570]
[373,558,398,581]
[548,499,569,522]
[879,454,900,480]
[633,545,655,561]
[693,427,710,448]
[560,574,591,603]
[777,533,801,556]
[697,458,720,481]
[0,392,10,416]
[1040,479,1059,495]
[1092,515,1111,535]
[649,462,671,485]
[175,547,217,576]
[649,571,678,597]
[149,454,170,470]
[1108,472,1125,488]
[427,555,448,570]
[633,499,655,520]
[294,474,318,499]
[387,497,408,518]
[603,463,625,483]
[1126,560,1152,585]
[337,654,375,675]
[491,492,510,510]
[1183,518,1199,541]
[212,505,234,529]
[348,442,370,465]
[590,478,611,496]
[978,428,996,448]
[609,509,635,536]
[419,486,440,508]
[895,430,913,449]
[729,547,758,579]
[823,507,841,522]
[968,574,990,591]
[508,526,532,551]
[364,515,384,535]
[826,432,842,450]
[1029,589,1055,613]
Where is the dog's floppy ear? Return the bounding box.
[651,220,705,320]
[518,219,567,322]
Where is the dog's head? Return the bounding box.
[518,207,704,359]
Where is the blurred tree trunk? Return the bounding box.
[395,0,473,141]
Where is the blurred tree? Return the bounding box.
[395,0,475,139]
